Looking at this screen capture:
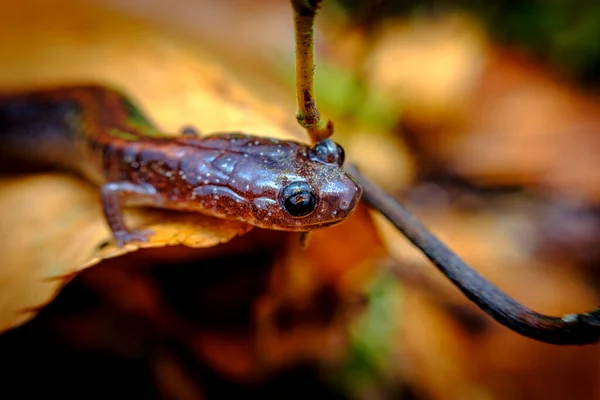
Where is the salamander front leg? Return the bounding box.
[100,182,158,247]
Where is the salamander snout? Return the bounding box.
[320,171,362,221]
[339,182,359,211]
[274,171,361,230]
[247,138,363,231]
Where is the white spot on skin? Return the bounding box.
[204,180,209,184]
[207,173,211,177]
[562,314,578,323]
[216,179,220,183]
[259,152,264,156]
[244,154,249,158]
[254,141,259,145]
[245,185,250,190]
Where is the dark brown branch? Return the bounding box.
[346,164,600,345]
[290,0,334,143]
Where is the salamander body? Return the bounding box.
[0,85,362,246]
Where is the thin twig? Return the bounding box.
[290,0,334,143]
[346,164,600,345]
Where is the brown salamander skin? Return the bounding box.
[0,85,362,246]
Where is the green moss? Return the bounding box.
[280,61,400,133]
[328,269,404,397]
[121,97,169,138]
[108,129,140,141]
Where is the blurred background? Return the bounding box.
[2,0,600,399]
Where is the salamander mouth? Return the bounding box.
[282,215,349,231]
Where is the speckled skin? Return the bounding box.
[0,85,362,246]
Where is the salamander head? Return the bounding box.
[179,134,362,231]
[248,138,362,231]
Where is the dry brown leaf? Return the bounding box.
[450,50,600,203]
[369,13,600,204]
[373,202,600,399]
[0,0,307,332]
[183,205,383,380]
[368,14,489,125]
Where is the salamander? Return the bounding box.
[0,85,362,246]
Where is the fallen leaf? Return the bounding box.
[369,13,600,204]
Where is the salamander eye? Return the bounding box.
[336,144,345,165]
[311,139,345,166]
[281,182,317,217]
